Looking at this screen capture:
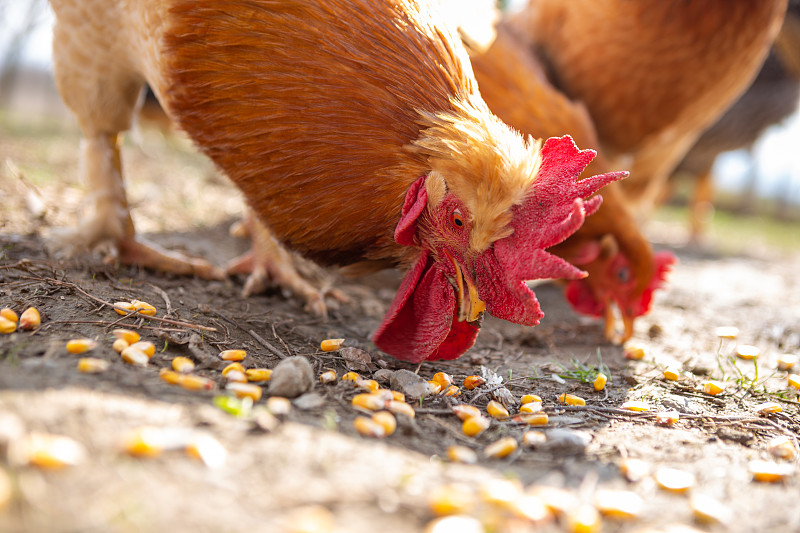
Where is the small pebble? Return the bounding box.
[268,356,314,398]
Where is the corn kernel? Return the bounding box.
[178,374,215,391]
[320,338,344,351]
[428,485,474,516]
[352,393,384,411]
[566,504,601,533]
[619,458,650,482]
[479,479,523,509]
[112,338,129,353]
[185,434,227,469]
[621,400,650,412]
[788,374,800,390]
[486,400,509,420]
[777,354,798,371]
[655,467,695,492]
[226,382,262,401]
[172,356,195,373]
[266,396,292,416]
[715,326,739,339]
[225,370,247,383]
[341,371,360,382]
[122,427,165,458]
[452,404,481,421]
[77,357,109,373]
[159,368,183,385]
[131,299,156,316]
[483,437,517,459]
[521,412,549,426]
[18,307,41,330]
[427,380,442,395]
[354,416,385,438]
[113,301,136,315]
[594,489,643,519]
[0,308,18,323]
[387,400,415,419]
[447,445,477,464]
[11,433,86,469]
[519,402,543,414]
[523,430,546,447]
[222,362,245,376]
[463,375,485,390]
[443,385,460,397]
[245,368,273,382]
[0,317,17,334]
[390,390,405,402]
[655,410,680,426]
[624,344,645,360]
[593,372,607,391]
[736,344,760,360]
[130,341,155,358]
[371,389,394,402]
[112,328,140,344]
[66,338,97,354]
[371,411,396,436]
[663,367,680,381]
[703,381,724,395]
[558,393,586,406]
[218,349,246,361]
[520,394,542,404]
[356,379,379,393]
[749,460,795,482]
[766,435,797,460]
[690,494,731,525]
[462,415,490,437]
[754,401,782,415]
[431,372,453,390]
[121,346,148,367]
[319,369,337,384]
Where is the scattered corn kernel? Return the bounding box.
[523,430,546,447]
[624,344,646,360]
[352,393,385,411]
[427,380,442,395]
[341,371,360,382]
[121,346,148,367]
[371,411,396,436]
[703,381,724,395]
[387,400,415,419]
[621,400,650,412]
[655,410,680,426]
[443,385,460,397]
[521,412,549,426]
[18,307,41,330]
[620,458,650,482]
[462,415,491,437]
[218,349,246,361]
[529,486,577,517]
[226,382,262,401]
[463,375,485,390]
[113,301,136,315]
[749,460,795,482]
[452,404,481,421]
[222,362,245,376]
[663,367,681,381]
[371,389,394,402]
[390,390,405,402]
[594,489,643,519]
[431,372,453,390]
[766,435,797,460]
[320,338,345,351]
[428,485,474,516]
[0,317,17,334]
[486,400,510,420]
[520,402,543,414]
[178,374,215,391]
[266,396,292,416]
[131,299,156,316]
[521,394,542,404]
[690,494,731,525]
[483,437,518,459]
[245,368,273,382]
[122,427,166,458]
[10,433,86,469]
[66,338,97,354]
[112,328,140,344]
[130,341,155,358]
[159,368,183,385]
[225,370,247,383]
[736,344,760,360]
[777,354,798,371]
[112,338,129,353]
[319,369,337,384]
[755,401,782,415]
[354,416,385,438]
[655,467,695,492]
[788,374,800,390]
[424,516,483,533]
[593,372,607,391]
[479,479,523,509]
[185,434,227,469]
[356,379,379,393]
[0,308,18,323]
[566,503,601,533]
[447,445,478,464]
[715,326,739,339]
[558,393,586,406]
[171,356,195,373]
[77,357,109,373]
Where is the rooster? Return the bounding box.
[48,0,624,362]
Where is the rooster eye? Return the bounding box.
[450,208,464,229]
[617,266,630,283]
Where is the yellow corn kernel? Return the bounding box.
[767,435,797,460]
[387,400,415,419]
[452,404,481,421]
[178,374,215,391]
[356,379,380,393]
[13,433,86,469]
[77,357,109,373]
[431,372,453,389]
[112,328,140,344]
[159,368,183,385]
[222,362,245,376]
[0,317,17,334]
[226,382,262,401]
[566,504,601,533]
[390,390,405,402]
[427,380,442,395]
[121,346,149,367]
[319,369,337,384]
[352,393,385,411]
[122,427,165,458]
[185,434,227,469]
[624,344,645,360]
[447,445,478,464]
[522,430,546,447]
[655,410,680,426]
[130,341,155,358]
[463,375,485,390]
[462,415,490,437]
[754,401,782,415]
[353,416,385,438]
[749,460,795,482]
[171,356,195,373]
[521,412,549,426]
[131,299,156,316]
[428,484,474,516]
[663,367,681,381]
[443,385,460,397]
[690,494,731,525]
[66,338,97,354]
[486,400,509,420]
[371,411,396,436]
[483,437,517,459]
[225,370,247,383]
[113,301,136,315]
[736,344,760,360]
[655,467,695,492]
[558,393,586,406]
[218,349,246,361]
[320,338,344,351]
[788,374,800,390]
[479,479,523,509]
[594,489,643,520]
[0,308,18,323]
[519,402,543,414]
[619,458,650,482]
[341,371,360,382]
[621,400,650,412]
[266,396,292,416]
[703,381,724,395]
[593,372,607,391]
[112,338,129,353]
[18,307,41,330]
[370,389,394,402]
[520,394,542,404]
[715,326,739,339]
[777,354,798,371]
[245,368,273,382]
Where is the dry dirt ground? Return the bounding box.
[1,112,799,533]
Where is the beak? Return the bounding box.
[447,253,486,322]
[603,303,635,344]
